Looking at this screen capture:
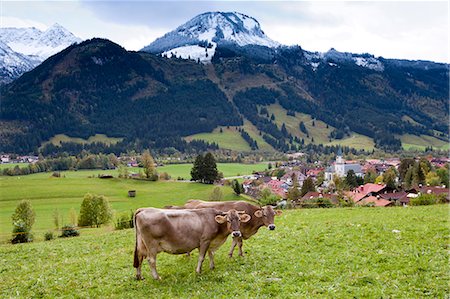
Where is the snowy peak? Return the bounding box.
[0,23,81,84]
[304,48,384,72]
[0,23,81,60]
[142,11,279,63]
[176,11,279,47]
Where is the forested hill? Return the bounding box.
[1,38,448,154]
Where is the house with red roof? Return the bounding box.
[357,196,393,207]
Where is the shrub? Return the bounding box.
[11,200,35,244]
[115,210,134,230]
[209,186,224,201]
[159,172,171,181]
[410,194,436,206]
[231,179,244,195]
[11,222,33,244]
[60,225,80,238]
[44,231,54,241]
[78,193,113,227]
[258,188,280,206]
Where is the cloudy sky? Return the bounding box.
[2,1,448,62]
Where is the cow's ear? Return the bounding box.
[240,214,251,223]
[275,210,283,216]
[215,215,227,224]
[254,210,263,218]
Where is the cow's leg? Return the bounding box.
[196,242,210,274]
[237,237,244,257]
[135,254,145,280]
[228,238,237,257]
[208,250,215,270]
[147,252,160,280]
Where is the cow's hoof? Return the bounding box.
[136,275,144,281]
[228,254,233,258]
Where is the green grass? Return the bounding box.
[266,103,334,145]
[185,127,251,151]
[0,205,447,298]
[266,103,375,150]
[185,122,275,152]
[158,162,268,179]
[0,162,29,170]
[0,163,268,241]
[326,134,375,151]
[400,134,448,150]
[41,133,123,147]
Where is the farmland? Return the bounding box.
[0,163,269,241]
[0,205,447,298]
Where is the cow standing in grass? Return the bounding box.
[133,207,250,280]
[168,200,282,257]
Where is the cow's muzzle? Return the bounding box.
[268,224,276,231]
[232,231,242,237]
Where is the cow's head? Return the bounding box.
[254,205,282,230]
[215,209,251,237]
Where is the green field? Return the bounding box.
[41,133,123,147]
[0,163,268,241]
[185,127,251,151]
[400,134,449,151]
[266,103,335,145]
[0,205,447,298]
[0,162,29,170]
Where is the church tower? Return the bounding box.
[335,148,345,176]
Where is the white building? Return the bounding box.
[325,149,363,184]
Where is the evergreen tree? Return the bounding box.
[403,165,414,189]
[412,162,425,187]
[203,153,219,184]
[191,154,204,182]
[300,177,316,197]
[398,158,415,181]
[345,170,359,189]
[281,123,289,138]
[231,179,244,195]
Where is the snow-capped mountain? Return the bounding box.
[0,23,81,83]
[0,41,35,84]
[142,11,280,63]
[304,48,384,71]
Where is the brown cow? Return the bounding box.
[169,200,282,257]
[133,207,250,280]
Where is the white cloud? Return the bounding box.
[1,16,47,30]
[1,1,448,62]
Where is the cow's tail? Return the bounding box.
[133,209,141,268]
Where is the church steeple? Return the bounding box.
[336,147,344,164]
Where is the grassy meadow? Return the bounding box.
[0,205,448,298]
[0,163,269,241]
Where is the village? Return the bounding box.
[239,150,449,208]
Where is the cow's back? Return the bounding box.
[135,208,222,254]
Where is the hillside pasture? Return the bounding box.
[41,133,123,147]
[185,127,251,151]
[0,205,447,298]
[400,134,449,151]
[0,163,268,241]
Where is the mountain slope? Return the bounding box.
[0,23,81,83]
[1,38,242,153]
[142,11,279,63]
[1,12,448,154]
